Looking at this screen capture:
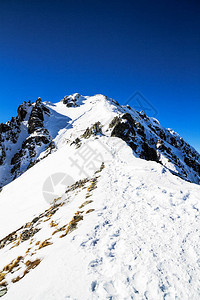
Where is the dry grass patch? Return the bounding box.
[52,225,66,236]
[86,193,92,198]
[3,256,23,273]
[50,220,58,227]
[79,200,93,209]
[75,210,83,215]
[25,259,41,270]
[12,276,21,283]
[26,248,31,254]
[12,258,41,284]
[86,209,95,214]
[38,239,52,249]
[25,222,32,228]
[60,213,83,238]
[0,281,7,287]
[0,273,6,282]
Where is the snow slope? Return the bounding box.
[0,94,200,299]
[1,94,199,190]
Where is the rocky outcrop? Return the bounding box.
[0,93,199,189]
[0,117,20,144]
[109,112,200,184]
[0,123,10,134]
[0,116,21,168]
[110,114,136,139]
[17,104,28,122]
[62,93,81,107]
[0,98,53,187]
[28,98,50,134]
[81,122,102,139]
[0,143,5,166]
[10,128,52,178]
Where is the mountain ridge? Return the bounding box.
[0,93,200,299]
[0,93,199,190]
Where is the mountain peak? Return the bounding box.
[0,93,200,189]
[0,93,200,299]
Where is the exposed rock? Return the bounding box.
[156,139,167,151]
[81,122,102,139]
[110,113,136,141]
[140,142,159,162]
[70,138,81,149]
[0,98,53,185]
[1,94,200,191]
[28,105,44,134]
[109,116,120,128]
[10,128,52,177]
[27,140,55,170]
[109,111,200,184]
[184,157,200,176]
[110,113,137,153]
[21,228,40,242]
[62,93,81,107]
[0,124,10,134]
[27,99,50,134]
[0,286,7,297]
[135,122,146,139]
[0,145,6,166]
[170,136,178,148]
[17,104,27,122]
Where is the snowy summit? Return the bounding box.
[0,93,200,299]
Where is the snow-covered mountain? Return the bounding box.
[0,94,199,190]
[0,94,200,299]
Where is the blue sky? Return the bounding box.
[0,0,199,152]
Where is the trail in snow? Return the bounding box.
[1,94,200,299]
[1,139,200,300]
[74,143,200,299]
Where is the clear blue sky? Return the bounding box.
[0,0,199,152]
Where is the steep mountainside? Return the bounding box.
[0,93,199,190]
[0,97,71,188]
[0,94,200,300]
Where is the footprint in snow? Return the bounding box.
[183,193,190,201]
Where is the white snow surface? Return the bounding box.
[0,94,200,299]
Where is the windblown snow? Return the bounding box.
[0,94,200,300]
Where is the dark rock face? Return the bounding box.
[62,93,81,107]
[28,98,50,134]
[28,105,44,134]
[70,138,81,149]
[0,286,7,297]
[10,128,52,178]
[0,116,21,168]
[110,113,136,143]
[156,139,167,152]
[109,116,120,129]
[17,104,28,122]
[109,112,200,184]
[110,113,138,152]
[141,142,159,162]
[27,141,55,170]
[0,123,10,134]
[0,144,6,166]
[1,94,200,189]
[184,157,200,176]
[81,122,102,139]
[0,98,53,188]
